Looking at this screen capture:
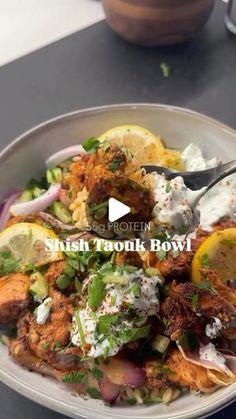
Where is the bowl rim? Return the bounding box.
[0,103,236,419]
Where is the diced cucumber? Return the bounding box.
[52,201,72,223]
[151,334,170,353]
[46,167,62,184]
[30,271,48,301]
[102,274,128,285]
[20,189,33,202]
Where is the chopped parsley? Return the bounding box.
[0,250,19,276]
[97,314,119,334]
[56,274,70,290]
[41,341,49,349]
[156,249,167,261]
[74,277,82,293]
[62,371,87,384]
[87,387,101,399]
[102,140,110,152]
[199,253,211,268]
[156,364,174,375]
[88,275,106,310]
[82,137,100,153]
[195,281,212,290]
[118,325,150,344]
[88,201,108,219]
[191,294,199,312]
[108,158,121,172]
[160,62,170,77]
[165,180,172,193]
[91,366,103,380]
[54,340,62,350]
[172,249,180,258]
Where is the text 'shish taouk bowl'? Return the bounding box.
[0,104,236,419]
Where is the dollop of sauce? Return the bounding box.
[152,174,204,232]
[199,343,226,367]
[71,268,163,358]
[36,297,52,325]
[182,143,221,171]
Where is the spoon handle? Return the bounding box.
[205,160,236,192]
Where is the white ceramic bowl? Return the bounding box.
[0,104,236,419]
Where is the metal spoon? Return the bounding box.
[142,160,236,208]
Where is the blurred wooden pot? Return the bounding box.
[101,0,215,46]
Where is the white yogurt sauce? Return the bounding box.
[199,177,236,230]
[152,174,205,232]
[71,269,163,357]
[182,143,221,171]
[36,297,52,325]
[205,317,223,339]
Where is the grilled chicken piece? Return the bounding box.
[150,220,236,280]
[6,215,44,228]
[161,282,236,341]
[145,350,217,393]
[68,144,127,198]
[202,269,236,308]
[115,251,143,268]
[45,260,65,287]
[0,273,30,324]
[9,337,87,395]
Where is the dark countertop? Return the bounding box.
[0,1,235,418]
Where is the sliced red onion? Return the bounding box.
[46,145,85,168]
[10,183,61,216]
[99,375,121,403]
[101,358,145,387]
[177,344,235,378]
[39,211,76,231]
[66,231,94,242]
[0,192,21,231]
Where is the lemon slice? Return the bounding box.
[0,223,63,271]
[191,228,236,283]
[98,124,165,164]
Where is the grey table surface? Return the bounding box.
[0,1,236,418]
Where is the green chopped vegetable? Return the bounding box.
[195,281,212,290]
[41,341,49,349]
[62,371,87,384]
[87,387,101,399]
[172,249,180,258]
[29,271,48,300]
[145,267,160,277]
[152,334,170,354]
[32,186,45,198]
[88,201,108,220]
[108,158,121,172]
[46,167,62,184]
[20,189,33,202]
[160,62,170,77]
[191,294,199,312]
[119,325,150,344]
[52,201,72,223]
[200,253,211,268]
[102,140,110,152]
[91,366,103,380]
[0,251,19,276]
[75,310,86,351]
[82,137,100,153]
[97,314,119,335]
[56,274,70,290]
[156,364,174,375]
[165,180,172,193]
[88,275,106,310]
[127,398,137,405]
[54,340,63,350]
[156,249,167,261]
[74,277,82,292]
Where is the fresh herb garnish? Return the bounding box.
[97,314,119,334]
[156,364,174,375]
[82,137,100,153]
[75,310,86,351]
[191,294,199,312]
[74,277,82,292]
[87,387,101,399]
[102,140,110,153]
[0,251,19,275]
[156,249,167,261]
[178,331,198,352]
[54,340,63,350]
[119,325,150,344]
[62,371,87,384]
[165,181,172,193]
[195,281,212,290]
[56,274,70,290]
[200,253,211,268]
[88,275,106,310]
[172,249,180,258]
[88,201,108,219]
[91,366,103,380]
[108,158,121,172]
[127,398,137,405]
[41,341,49,349]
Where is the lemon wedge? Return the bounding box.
[191,228,236,283]
[0,223,63,271]
[98,124,165,165]
[98,124,184,170]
